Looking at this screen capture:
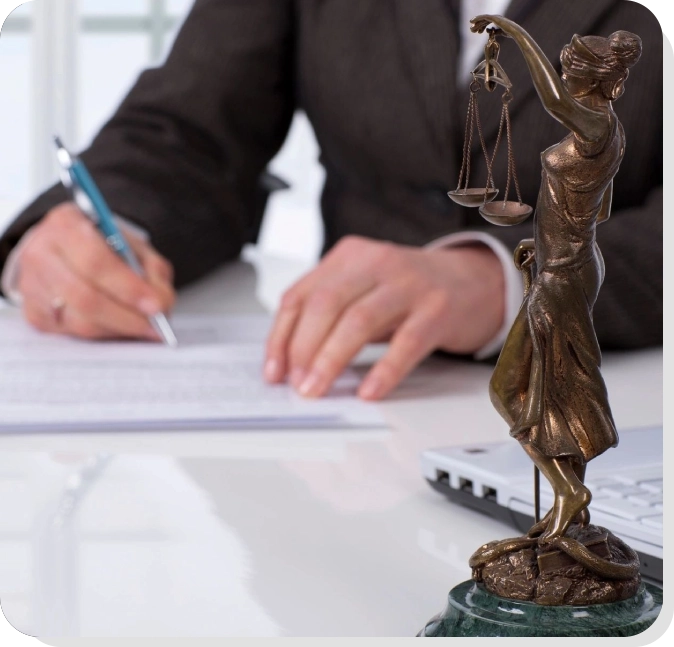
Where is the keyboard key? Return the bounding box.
[612,468,663,485]
[627,493,663,507]
[599,484,649,498]
[639,479,663,494]
[591,498,664,521]
[585,477,621,490]
[642,516,663,529]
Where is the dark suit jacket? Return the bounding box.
[0,0,662,349]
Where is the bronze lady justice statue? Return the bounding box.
[420,17,660,634]
[467,16,644,591]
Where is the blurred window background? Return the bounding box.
[0,0,323,261]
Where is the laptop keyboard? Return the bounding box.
[540,469,663,529]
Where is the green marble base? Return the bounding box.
[419,581,663,637]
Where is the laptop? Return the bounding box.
[421,426,663,582]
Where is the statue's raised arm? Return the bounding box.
[471,15,639,144]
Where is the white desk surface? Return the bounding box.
[0,250,663,638]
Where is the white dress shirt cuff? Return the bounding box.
[0,216,149,307]
[426,231,524,360]
[0,233,30,306]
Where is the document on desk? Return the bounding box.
[0,314,385,433]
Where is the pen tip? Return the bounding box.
[53,135,64,149]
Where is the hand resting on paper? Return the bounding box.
[264,236,504,401]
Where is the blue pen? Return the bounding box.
[53,136,178,348]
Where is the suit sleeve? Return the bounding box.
[0,0,296,288]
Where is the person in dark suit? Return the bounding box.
[0,0,662,400]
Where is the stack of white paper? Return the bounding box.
[0,314,385,433]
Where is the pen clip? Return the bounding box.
[54,138,98,223]
[58,165,73,191]
[72,185,98,223]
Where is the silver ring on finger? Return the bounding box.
[50,296,66,326]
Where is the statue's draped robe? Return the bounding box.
[490,109,621,463]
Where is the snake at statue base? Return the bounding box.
[469,529,640,580]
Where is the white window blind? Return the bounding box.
[0,0,191,207]
[0,0,323,261]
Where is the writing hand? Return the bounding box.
[17,202,175,341]
[264,236,504,400]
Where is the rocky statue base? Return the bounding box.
[419,524,662,637]
[419,580,662,637]
[472,523,641,605]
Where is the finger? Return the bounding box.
[298,285,409,398]
[19,237,70,332]
[22,301,55,334]
[43,250,159,340]
[18,240,57,306]
[127,234,174,284]
[56,308,145,342]
[21,271,121,340]
[58,306,132,341]
[21,272,60,333]
[358,292,450,400]
[144,248,174,286]
[264,288,303,383]
[55,217,168,316]
[264,237,390,385]
[264,264,343,384]
[287,275,376,388]
[131,240,176,311]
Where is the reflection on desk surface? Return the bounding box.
[0,348,662,637]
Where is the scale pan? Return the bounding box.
[479,201,533,226]
[447,188,499,207]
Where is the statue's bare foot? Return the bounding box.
[539,486,591,543]
[530,506,591,539]
[527,509,553,537]
[576,507,590,527]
